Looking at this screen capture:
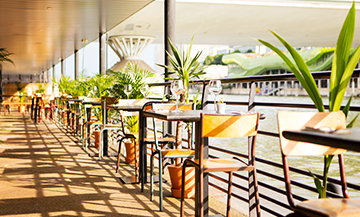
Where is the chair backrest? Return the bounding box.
[202,113,259,138]
[277,111,349,207]
[151,103,193,111]
[199,113,260,169]
[277,111,346,156]
[151,103,195,149]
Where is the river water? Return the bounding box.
[204,94,360,199]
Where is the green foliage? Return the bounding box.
[36,82,45,94]
[87,73,115,98]
[157,37,207,103]
[0,48,14,66]
[109,63,155,133]
[109,62,154,99]
[258,1,360,198]
[203,55,215,65]
[15,82,26,102]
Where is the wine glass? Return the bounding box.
[124,84,132,105]
[208,80,222,112]
[140,84,149,98]
[170,80,184,112]
[124,84,132,99]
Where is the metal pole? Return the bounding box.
[61,59,64,77]
[164,0,176,138]
[75,50,79,79]
[164,0,176,82]
[0,65,2,103]
[52,65,55,81]
[99,32,106,74]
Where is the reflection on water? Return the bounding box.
[204,94,360,198]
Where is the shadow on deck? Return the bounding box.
[0,113,245,216]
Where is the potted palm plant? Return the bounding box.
[258,1,360,198]
[109,62,154,163]
[88,74,115,148]
[157,37,206,197]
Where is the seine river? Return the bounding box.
[203,94,360,199]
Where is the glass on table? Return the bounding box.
[124,84,133,105]
[140,84,149,98]
[208,80,222,112]
[170,80,184,112]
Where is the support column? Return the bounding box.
[164,0,176,82]
[61,59,64,77]
[0,65,2,103]
[99,32,106,74]
[75,50,79,79]
[164,0,176,136]
[52,65,55,81]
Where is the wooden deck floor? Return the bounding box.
[0,113,246,216]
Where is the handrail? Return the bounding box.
[149,69,360,87]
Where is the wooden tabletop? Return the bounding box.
[143,110,265,122]
[68,98,82,102]
[283,128,360,153]
[107,99,160,111]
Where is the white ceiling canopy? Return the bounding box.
[0,0,154,74]
[109,0,360,47]
[1,0,360,75]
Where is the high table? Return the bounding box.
[142,109,265,217]
[106,99,160,184]
[282,128,360,152]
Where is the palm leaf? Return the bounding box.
[258,39,324,111]
[270,31,324,112]
[330,2,356,111]
[333,46,360,111]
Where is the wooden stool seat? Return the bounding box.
[161,149,194,157]
[194,158,254,172]
[295,198,360,217]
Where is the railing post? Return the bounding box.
[248,81,257,217]
[201,81,209,110]
[248,81,256,112]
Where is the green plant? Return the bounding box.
[36,82,46,94]
[157,37,206,103]
[109,62,154,100]
[258,1,360,198]
[109,63,155,133]
[15,82,26,103]
[0,48,14,66]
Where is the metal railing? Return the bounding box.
[147,69,360,216]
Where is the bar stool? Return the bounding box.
[181,113,261,217]
[98,96,120,160]
[149,103,195,211]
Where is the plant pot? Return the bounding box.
[19,105,26,113]
[124,141,139,164]
[216,103,226,113]
[94,130,100,148]
[168,164,195,198]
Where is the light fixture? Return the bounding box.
[47,7,52,10]
[81,39,88,43]
[58,57,62,61]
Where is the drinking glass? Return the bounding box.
[170,80,184,112]
[140,84,149,98]
[124,84,132,100]
[124,84,132,105]
[208,80,222,112]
